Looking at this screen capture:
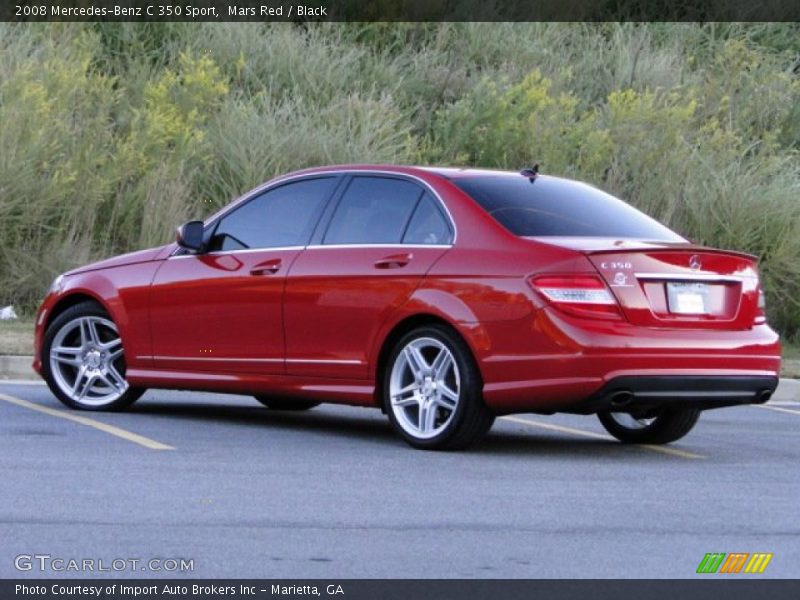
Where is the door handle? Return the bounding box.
[250,259,282,276]
[374,253,412,269]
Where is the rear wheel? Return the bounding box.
[597,408,700,444]
[42,301,144,411]
[383,325,494,450]
[254,396,320,411]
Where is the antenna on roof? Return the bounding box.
[520,164,539,182]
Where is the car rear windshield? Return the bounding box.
[452,175,683,241]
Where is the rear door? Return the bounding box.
[283,175,453,379]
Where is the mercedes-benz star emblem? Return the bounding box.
[689,255,702,270]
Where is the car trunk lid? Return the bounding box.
[528,237,761,329]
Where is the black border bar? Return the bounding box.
[4,579,800,600]
[5,0,800,22]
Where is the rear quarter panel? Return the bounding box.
[367,236,596,383]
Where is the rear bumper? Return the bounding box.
[475,309,781,413]
[562,375,779,414]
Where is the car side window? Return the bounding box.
[208,178,335,252]
[402,192,452,245]
[323,177,424,245]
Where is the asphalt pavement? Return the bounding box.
[0,381,798,579]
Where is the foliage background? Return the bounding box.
[1,23,799,336]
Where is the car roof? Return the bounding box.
[415,166,523,179]
[288,164,551,181]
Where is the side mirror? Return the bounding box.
[176,220,205,252]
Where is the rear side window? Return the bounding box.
[209,177,335,251]
[403,193,452,245]
[453,175,683,241]
[324,177,424,244]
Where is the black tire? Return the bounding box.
[597,407,701,444]
[42,301,145,411]
[254,396,320,411]
[382,324,495,450]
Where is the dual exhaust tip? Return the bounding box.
[609,390,635,408]
[756,389,773,404]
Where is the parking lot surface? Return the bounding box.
[0,382,798,578]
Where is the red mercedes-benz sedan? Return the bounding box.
[33,165,781,449]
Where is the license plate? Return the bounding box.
[667,282,709,314]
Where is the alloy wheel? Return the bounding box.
[389,337,461,440]
[49,316,129,407]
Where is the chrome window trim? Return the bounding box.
[169,245,305,259]
[169,169,457,258]
[305,243,452,250]
[200,168,457,242]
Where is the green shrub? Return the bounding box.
[0,22,798,338]
[423,69,612,176]
[0,25,117,305]
[201,91,415,206]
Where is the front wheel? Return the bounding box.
[383,325,495,450]
[42,301,144,411]
[597,408,701,444]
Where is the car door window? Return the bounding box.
[402,192,452,245]
[209,177,335,251]
[323,177,423,245]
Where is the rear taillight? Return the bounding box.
[529,275,623,320]
[755,287,767,324]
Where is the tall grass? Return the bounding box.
[0,22,798,336]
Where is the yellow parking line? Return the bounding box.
[503,415,610,440]
[501,415,705,459]
[753,404,800,416]
[0,393,174,451]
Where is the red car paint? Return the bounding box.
[33,165,781,413]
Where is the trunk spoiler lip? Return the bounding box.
[523,236,758,262]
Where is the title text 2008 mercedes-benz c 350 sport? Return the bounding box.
[33,165,781,450]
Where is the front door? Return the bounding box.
[148,176,339,374]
